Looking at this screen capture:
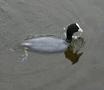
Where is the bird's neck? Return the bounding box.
[66,34,73,43]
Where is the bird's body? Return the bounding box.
[21,36,69,53]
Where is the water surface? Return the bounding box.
[0,0,104,90]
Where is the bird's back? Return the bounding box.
[21,36,69,53]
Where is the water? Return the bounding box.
[0,0,104,90]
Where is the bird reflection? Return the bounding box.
[64,37,85,64]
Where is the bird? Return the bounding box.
[21,23,83,53]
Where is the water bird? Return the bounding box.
[21,23,83,53]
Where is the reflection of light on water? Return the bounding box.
[64,37,85,64]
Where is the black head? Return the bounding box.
[66,23,81,42]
